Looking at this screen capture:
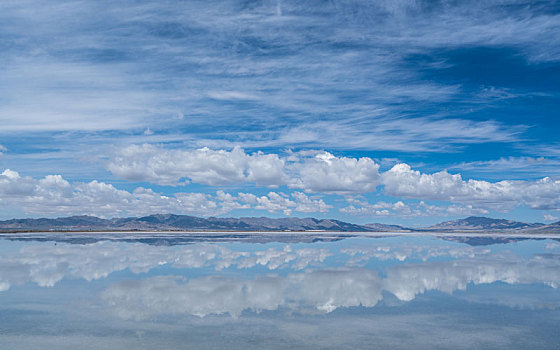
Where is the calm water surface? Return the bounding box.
[1,232,559,349]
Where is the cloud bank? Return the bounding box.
[104,145,560,214]
[108,145,380,194]
[0,169,329,217]
[3,142,560,218]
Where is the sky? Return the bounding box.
[0,0,559,225]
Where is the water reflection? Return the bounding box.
[101,253,560,319]
[0,237,498,291]
[1,234,560,349]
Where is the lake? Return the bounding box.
[1,232,559,349]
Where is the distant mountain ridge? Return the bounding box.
[0,214,558,233]
[0,214,370,232]
[362,223,411,232]
[428,216,545,231]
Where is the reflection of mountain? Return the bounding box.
[3,232,350,246]
[440,236,531,246]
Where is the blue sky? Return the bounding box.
[0,0,559,225]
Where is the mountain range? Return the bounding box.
[0,215,559,233]
[426,216,545,231]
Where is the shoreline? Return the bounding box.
[1,230,560,239]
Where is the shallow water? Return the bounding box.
[1,233,559,349]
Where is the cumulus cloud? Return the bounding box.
[107,144,286,187]
[0,169,331,217]
[238,191,331,216]
[106,145,560,211]
[291,191,332,213]
[108,145,381,193]
[382,163,560,210]
[288,151,380,194]
[0,169,217,217]
[5,148,560,218]
[341,197,489,217]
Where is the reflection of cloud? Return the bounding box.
[342,244,491,264]
[103,275,285,319]
[236,246,331,270]
[0,240,498,292]
[102,253,560,319]
[3,240,560,318]
[0,242,330,291]
[102,268,383,319]
[383,253,560,301]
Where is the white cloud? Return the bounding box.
[0,145,6,156]
[0,169,217,217]
[108,146,381,194]
[5,148,560,219]
[291,191,332,213]
[382,163,560,210]
[272,117,522,153]
[0,169,331,218]
[0,0,552,175]
[236,191,331,216]
[107,145,560,211]
[340,197,489,218]
[449,157,560,179]
[340,199,412,217]
[207,91,260,101]
[244,192,296,216]
[544,214,559,222]
[288,151,380,194]
[107,144,286,187]
[0,61,157,132]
